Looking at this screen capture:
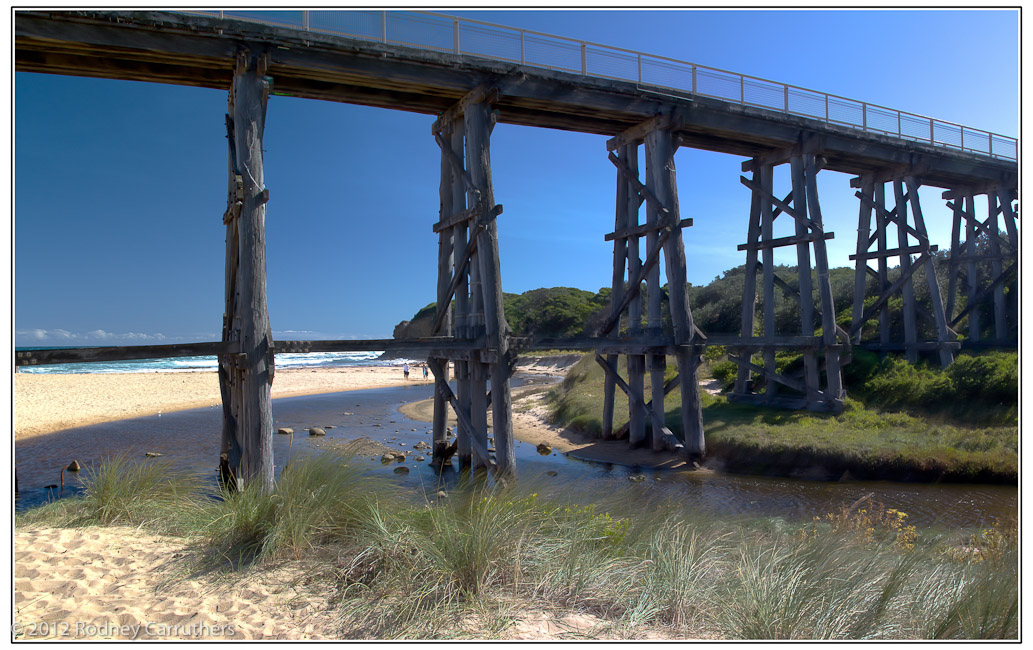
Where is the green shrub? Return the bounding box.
[711,360,738,388]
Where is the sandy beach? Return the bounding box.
[14,366,432,441]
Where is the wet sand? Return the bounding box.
[14,366,432,441]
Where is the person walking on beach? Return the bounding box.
[403,363,410,380]
[422,365,429,380]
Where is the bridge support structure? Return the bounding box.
[942,185,1018,347]
[428,87,515,479]
[849,171,957,366]
[218,51,276,493]
[730,140,845,412]
[597,117,705,458]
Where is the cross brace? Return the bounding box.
[594,354,683,451]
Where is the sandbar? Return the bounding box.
[14,366,430,441]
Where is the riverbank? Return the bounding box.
[14,366,431,440]
[547,355,1018,484]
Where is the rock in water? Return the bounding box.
[277,427,294,435]
[413,441,430,450]
[144,452,162,458]
[393,466,410,475]
[381,453,398,463]
[66,460,81,472]
[536,443,552,456]
[308,427,326,436]
[415,456,426,462]
[545,470,558,477]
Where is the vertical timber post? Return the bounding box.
[791,155,819,404]
[851,176,874,344]
[625,145,647,449]
[644,133,666,452]
[602,144,631,440]
[963,192,980,343]
[647,128,704,456]
[736,163,762,394]
[905,178,953,367]
[221,51,274,493]
[893,180,919,363]
[805,153,843,401]
[759,163,778,404]
[466,99,514,477]
[432,121,455,464]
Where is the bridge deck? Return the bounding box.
[16,10,1015,190]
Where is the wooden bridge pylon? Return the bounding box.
[218,51,276,493]
[728,139,846,412]
[428,87,515,479]
[849,170,957,366]
[942,184,1019,347]
[598,116,706,458]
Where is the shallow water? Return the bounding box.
[15,379,1017,529]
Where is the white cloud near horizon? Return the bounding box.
[16,328,171,345]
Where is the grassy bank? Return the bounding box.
[548,354,1017,483]
[17,454,1018,640]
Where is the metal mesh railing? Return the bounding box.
[185,9,1017,162]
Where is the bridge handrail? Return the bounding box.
[181,9,1017,162]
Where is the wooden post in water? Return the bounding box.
[219,51,275,493]
[647,128,704,456]
[625,145,647,450]
[466,99,515,477]
[643,134,666,452]
[601,144,631,440]
[431,120,455,464]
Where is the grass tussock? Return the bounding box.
[15,455,1018,640]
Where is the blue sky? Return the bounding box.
[13,9,1018,346]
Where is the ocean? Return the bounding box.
[13,347,411,374]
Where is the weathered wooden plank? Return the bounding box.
[432,203,502,234]
[849,244,937,260]
[604,217,692,241]
[15,341,234,367]
[737,230,835,251]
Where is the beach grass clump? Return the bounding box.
[199,449,393,565]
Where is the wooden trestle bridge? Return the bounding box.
[15,10,1018,489]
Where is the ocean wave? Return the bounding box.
[16,350,403,374]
